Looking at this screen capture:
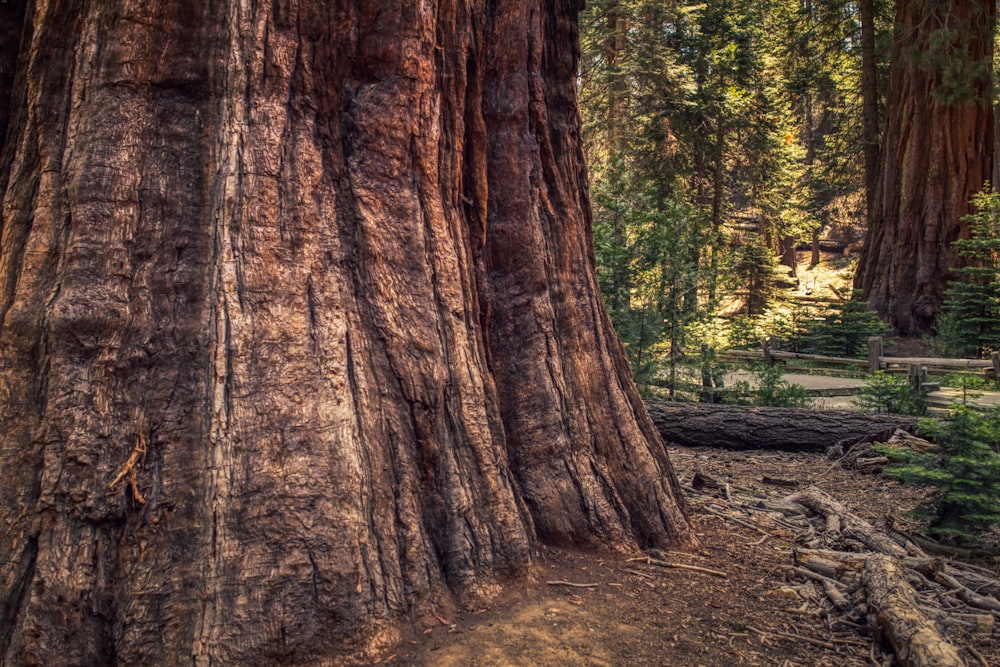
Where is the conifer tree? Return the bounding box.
[939,188,1000,357]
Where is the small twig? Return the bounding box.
[546,580,599,589]
[624,568,654,580]
[746,625,833,649]
[628,557,728,578]
[815,441,864,479]
[789,565,846,589]
[746,625,866,648]
[701,505,772,537]
[108,433,148,505]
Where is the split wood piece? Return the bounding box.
[855,456,890,471]
[883,429,938,453]
[646,401,917,452]
[754,499,808,517]
[807,548,1000,611]
[762,476,799,488]
[863,555,965,667]
[627,557,728,578]
[966,646,989,667]
[794,548,942,577]
[901,529,1000,561]
[793,551,862,585]
[783,487,908,557]
[546,581,599,589]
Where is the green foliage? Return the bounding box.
[938,188,1000,358]
[853,372,924,415]
[729,363,812,408]
[798,293,888,357]
[727,315,763,350]
[580,0,891,390]
[876,406,1000,542]
[940,372,988,406]
[734,235,783,316]
[928,311,967,358]
[593,178,715,394]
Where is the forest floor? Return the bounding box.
[390,446,999,667]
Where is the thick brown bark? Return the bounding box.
[646,402,917,452]
[855,0,994,335]
[0,2,691,665]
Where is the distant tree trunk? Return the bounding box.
[0,2,691,665]
[855,0,994,335]
[780,235,797,277]
[858,0,881,231]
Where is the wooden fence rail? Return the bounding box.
[718,337,1000,386]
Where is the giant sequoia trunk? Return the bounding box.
[0,1,691,664]
[855,0,994,335]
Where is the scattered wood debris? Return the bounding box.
[682,470,1000,667]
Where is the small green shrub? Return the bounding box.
[799,292,888,358]
[940,372,988,406]
[938,188,1000,358]
[853,372,924,415]
[876,406,1000,543]
[729,363,811,408]
[727,314,762,350]
[929,311,967,359]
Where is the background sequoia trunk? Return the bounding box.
[854,0,994,335]
[0,1,691,664]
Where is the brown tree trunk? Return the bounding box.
[855,0,994,335]
[779,235,797,277]
[0,2,691,665]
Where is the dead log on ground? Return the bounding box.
[864,555,966,667]
[646,402,917,452]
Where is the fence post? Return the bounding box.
[762,337,773,365]
[867,336,883,374]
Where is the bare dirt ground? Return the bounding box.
[389,446,999,667]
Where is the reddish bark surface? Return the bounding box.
[0,1,691,664]
[855,0,994,335]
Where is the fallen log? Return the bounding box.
[646,401,918,452]
[864,555,966,667]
